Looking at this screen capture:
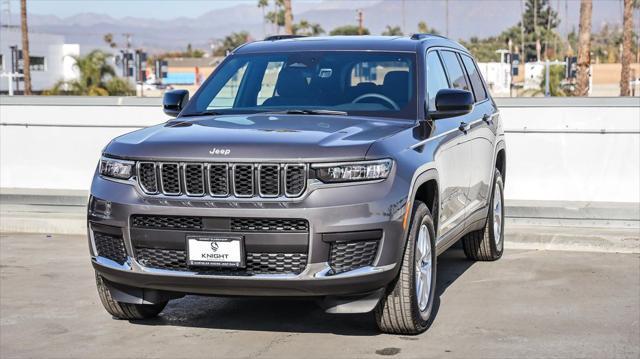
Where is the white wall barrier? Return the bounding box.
[1,96,639,206]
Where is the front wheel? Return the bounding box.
[375,200,437,334]
[95,273,167,320]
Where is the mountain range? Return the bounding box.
[1,0,626,54]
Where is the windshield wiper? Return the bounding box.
[179,110,223,117]
[265,109,348,116]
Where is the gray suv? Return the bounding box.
[88,35,506,334]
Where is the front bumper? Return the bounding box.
[89,170,410,297]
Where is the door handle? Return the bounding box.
[483,114,491,122]
[458,122,471,132]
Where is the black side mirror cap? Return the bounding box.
[429,89,474,120]
[163,89,189,117]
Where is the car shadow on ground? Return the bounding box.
[132,246,475,336]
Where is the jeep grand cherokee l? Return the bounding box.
[88,34,506,334]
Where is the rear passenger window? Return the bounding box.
[426,51,450,110]
[461,55,487,101]
[440,51,470,92]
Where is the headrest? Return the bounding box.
[383,71,409,90]
[275,69,310,98]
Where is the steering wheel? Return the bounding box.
[351,93,399,110]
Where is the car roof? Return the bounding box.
[233,35,469,55]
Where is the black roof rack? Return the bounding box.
[263,35,307,41]
[410,33,448,40]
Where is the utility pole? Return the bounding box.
[283,0,293,35]
[20,0,31,95]
[445,0,449,37]
[357,9,364,35]
[520,0,525,61]
[401,0,406,35]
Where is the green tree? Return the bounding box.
[214,31,250,56]
[417,21,439,35]
[292,20,324,36]
[523,64,568,96]
[330,25,370,36]
[519,0,560,61]
[45,50,134,96]
[382,25,403,36]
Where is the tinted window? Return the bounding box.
[440,51,470,92]
[461,54,487,101]
[426,51,450,110]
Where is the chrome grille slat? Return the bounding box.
[137,162,306,198]
[258,164,280,197]
[159,163,181,195]
[233,164,255,197]
[184,163,205,196]
[208,164,229,197]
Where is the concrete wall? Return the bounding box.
[1,96,639,205]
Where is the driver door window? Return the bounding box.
[426,51,450,110]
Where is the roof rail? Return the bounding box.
[410,33,448,40]
[263,35,307,41]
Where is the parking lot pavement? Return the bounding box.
[1,233,638,359]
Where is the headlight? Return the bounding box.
[313,159,393,183]
[99,157,134,179]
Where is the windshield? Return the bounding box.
[183,51,417,120]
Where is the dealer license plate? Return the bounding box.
[186,235,244,267]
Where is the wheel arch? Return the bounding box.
[494,140,506,184]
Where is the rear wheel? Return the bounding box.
[462,169,504,261]
[95,273,167,320]
[375,200,437,334]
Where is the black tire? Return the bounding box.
[375,200,437,334]
[462,169,505,261]
[95,273,167,320]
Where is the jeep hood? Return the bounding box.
[104,113,413,162]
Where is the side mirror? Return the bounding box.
[429,89,474,120]
[163,89,189,117]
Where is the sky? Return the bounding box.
[9,0,253,19]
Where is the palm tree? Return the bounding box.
[20,0,31,95]
[619,0,637,96]
[382,25,403,36]
[257,0,269,37]
[574,0,592,96]
[46,50,134,96]
[283,0,293,35]
[292,20,324,36]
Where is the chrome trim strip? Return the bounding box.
[257,163,281,198]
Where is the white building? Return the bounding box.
[0,27,79,93]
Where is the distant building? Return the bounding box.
[0,27,79,93]
[163,57,224,85]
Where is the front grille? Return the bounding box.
[137,162,307,199]
[328,240,379,275]
[131,215,308,232]
[230,218,308,232]
[131,215,203,230]
[136,248,308,275]
[94,231,127,264]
